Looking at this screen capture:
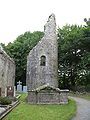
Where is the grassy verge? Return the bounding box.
[69,92,90,100]
[3,93,76,120]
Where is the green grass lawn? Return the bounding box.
[3,93,76,120]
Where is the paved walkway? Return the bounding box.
[70,96,90,120]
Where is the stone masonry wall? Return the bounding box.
[0,46,15,97]
[26,14,58,90]
[28,90,69,104]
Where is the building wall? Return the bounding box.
[0,47,15,96]
[26,14,58,90]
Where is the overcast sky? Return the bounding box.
[0,0,90,45]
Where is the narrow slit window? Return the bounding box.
[40,56,46,66]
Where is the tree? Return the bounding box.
[58,23,90,90]
[80,18,90,86]
[5,31,44,85]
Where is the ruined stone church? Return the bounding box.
[26,14,69,104]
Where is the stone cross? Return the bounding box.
[17,81,22,92]
[17,81,22,85]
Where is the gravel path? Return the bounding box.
[70,96,90,120]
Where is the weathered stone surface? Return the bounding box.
[26,14,58,90]
[0,45,15,97]
[26,14,69,104]
[23,86,27,93]
[7,86,14,97]
[27,84,69,104]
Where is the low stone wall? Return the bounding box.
[27,89,69,104]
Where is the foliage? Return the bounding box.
[58,21,90,90]
[5,31,44,85]
[3,94,76,120]
[0,97,12,105]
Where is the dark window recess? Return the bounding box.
[40,56,46,66]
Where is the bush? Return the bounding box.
[0,97,12,105]
[85,84,90,92]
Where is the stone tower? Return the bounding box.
[26,14,58,90]
[26,14,69,104]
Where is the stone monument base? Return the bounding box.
[27,84,69,104]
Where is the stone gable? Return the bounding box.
[26,14,58,90]
[26,14,69,104]
[0,45,15,97]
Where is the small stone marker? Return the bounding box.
[14,86,16,97]
[0,88,1,96]
[7,86,14,97]
[5,88,7,97]
[23,86,27,93]
[17,81,22,92]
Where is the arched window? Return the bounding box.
[40,55,46,66]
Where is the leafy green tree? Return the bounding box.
[58,23,90,90]
[79,18,90,86]
[5,31,44,85]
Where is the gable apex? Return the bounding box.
[30,84,61,92]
